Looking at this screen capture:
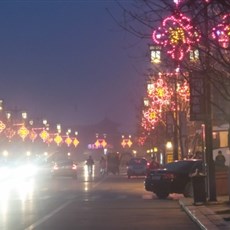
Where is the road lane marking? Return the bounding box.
[91,175,107,189]
[24,199,73,230]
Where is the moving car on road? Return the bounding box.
[127,157,148,179]
[51,160,77,179]
[144,159,202,199]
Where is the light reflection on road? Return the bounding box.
[0,177,36,228]
[83,165,95,192]
[83,164,96,191]
[83,164,95,178]
[0,161,100,228]
[0,177,35,204]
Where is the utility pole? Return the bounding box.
[204,71,216,201]
[203,2,216,201]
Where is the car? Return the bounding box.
[51,160,77,179]
[127,157,148,179]
[144,159,203,199]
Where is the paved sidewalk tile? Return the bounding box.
[179,198,230,229]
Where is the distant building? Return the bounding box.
[73,117,122,158]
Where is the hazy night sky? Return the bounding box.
[0,0,149,133]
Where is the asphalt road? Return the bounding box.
[0,162,200,230]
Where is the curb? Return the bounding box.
[179,198,230,229]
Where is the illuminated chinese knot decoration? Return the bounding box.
[142,72,190,131]
[148,74,173,108]
[95,139,107,149]
[18,125,29,141]
[212,14,230,48]
[73,138,79,147]
[0,120,6,133]
[65,136,72,147]
[39,129,49,142]
[54,134,63,146]
[152,11,200,61]
[143,108,160,127]
[177,80,190,103]
[141,117,152,131]
[121,138,132,148]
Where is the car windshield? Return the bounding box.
[165,160,202,173]
[129,158,146,165]
[57,160,74,166]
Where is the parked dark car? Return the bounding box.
[144,159,203,199]
[127,157,148,179]
[51,160,77,179]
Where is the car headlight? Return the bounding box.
[14,164,38,177]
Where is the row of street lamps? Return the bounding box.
[0,102,80,148]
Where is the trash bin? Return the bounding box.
[192,174,206,205]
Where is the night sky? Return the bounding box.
[0,0,148,133]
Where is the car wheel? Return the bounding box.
[155,191,169,199]
[183,181,193,198]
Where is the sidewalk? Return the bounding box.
[179,196,230,229]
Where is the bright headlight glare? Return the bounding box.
[14,164,38,177]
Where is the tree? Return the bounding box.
[115,0,230,123]
[115,0,230,201]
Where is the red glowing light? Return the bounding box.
[4,128,15,140]
[142,72,190,131]
[30,130,37,142]
[212,14,230,48]
[148,74,173,108]
[152,11,200,61]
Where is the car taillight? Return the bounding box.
[163,173,175,179]
[72,164,77,170]
[53,165,59,170]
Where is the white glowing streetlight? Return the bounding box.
[57,124,61,133]
[166,141,173,150]
[43,119,48,125]
[6,111,11,120]
[22,112,27,120]
[2,150,8,157]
